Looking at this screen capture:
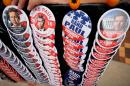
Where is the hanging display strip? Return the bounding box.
[2,5,50,83]
[62,9,92,72]
[0,70,14,81]
[81,8,130,86]
[30,5,62,86]
[0,58,24,82]
[0,39,36,82]
[62,0,92,85]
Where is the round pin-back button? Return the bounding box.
[92,48,116,61]
[0,43,7,55]
[64,42,88,54]
[33,34,54,45]
[8,27,31,42]
[63,37,84,49]
[96,32,125,49]
[94,41,118,54]
[30,5,56,38]
[33,30,55,43]
[64,52,80,61]
[87,61,105,71]
[2,5,29,34]
[0,40,3,48]
[64,46,83,57]
[62,10,92,41]
[64,69,83,86]
[89,58,108,67]
[11,35,32,48]
[88,60,106,70]
[97,8,130,40]
[12,42,32,53]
